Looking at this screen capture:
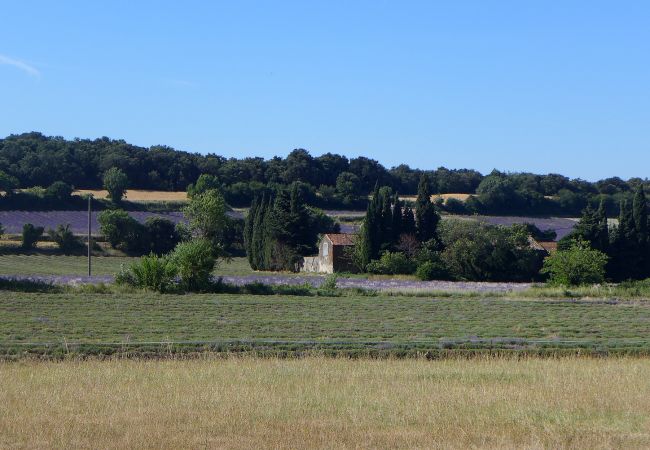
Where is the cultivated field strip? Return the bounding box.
[2,293,650,357]
[0,210,186,234]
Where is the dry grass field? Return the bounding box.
[73,189,188,202]
[400,193,472,203]
[1,357,649,449]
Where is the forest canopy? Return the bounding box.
[1,132,648,214]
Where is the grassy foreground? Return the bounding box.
[1,357,649,449]
[3,291,650,357]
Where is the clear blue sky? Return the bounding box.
[1,1,649,180]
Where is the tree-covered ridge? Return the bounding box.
[1,132,649,214]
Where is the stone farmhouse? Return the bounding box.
[300,233,356,273]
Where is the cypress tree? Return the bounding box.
[262,194,277,270]
[596,198,609,252]
[573,205,600,246]
[633,186,649,276]
[391,193,402,244]
[244,196,258,267]
[415,174,440,242]
[611,199,636,280]
[402,206,416,235]
[380,189,393,251]
[251,194,267,270]
[633,186,648,243]
[358,199,376,269]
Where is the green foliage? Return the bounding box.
[103,167,129,202]
[415,254,450,281]
[245,186,338,272]
[183,188,228,255]
[98,209,147,253]
[541,241,608,286]
[21,223,44,249]
[45,181,73,201]
[438,220,543,282]
[415,174,440,242]
[47,224,85,254]
[443,197,467,214]
[169,239,216,291]
[367,252,415,275]
[0,170,19,195]
[144,217,181,255]
[335,171,362,203]
[116,253,178,293]
[319,273,339,295]
[187,174,220,198]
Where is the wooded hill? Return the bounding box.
[1,132,648,215]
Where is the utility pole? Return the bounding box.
[88,195,92,276]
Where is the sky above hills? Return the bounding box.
[1,1,649,181]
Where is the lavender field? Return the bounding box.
[0,209,578,240]
[0,272,532,293]
[0,211,186,235]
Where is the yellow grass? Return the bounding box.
[73,189,188,201]
[1,357,649,449]
[401,193,472,203]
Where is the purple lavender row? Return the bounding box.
[0,274,531,293]
[0,211,186,234]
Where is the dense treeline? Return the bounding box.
[2,132,649,214]
[353,175,544,281]
[563,186,650,281]
[244,184,339,271]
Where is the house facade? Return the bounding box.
[300,233,356,274]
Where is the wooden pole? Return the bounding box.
[88,195,92,276]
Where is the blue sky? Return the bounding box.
[1,1,649,180]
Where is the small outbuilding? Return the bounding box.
[300,233,357,274]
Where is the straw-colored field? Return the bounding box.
[401,193,472,203]
[73,189,188,202]
[1,357,649,449]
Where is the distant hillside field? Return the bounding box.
[400,193,472,203]
[73,190,188,202]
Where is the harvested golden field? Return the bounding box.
[73,189,188,201]
[1,357,649,449]
[400,193,472,203]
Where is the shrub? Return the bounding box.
[367,252,415,275]
[415,257,450,281]
[169,239,216,291]
[144,217,181,255]
[48,224,84,254]
[45,181,73,201]
[444,197,467,214]
[116,253,178,293]
[98,209,148,253]
[438,220,543,281]
[21,223,44,249]
[541,241,608,286]
[103,167,129,202]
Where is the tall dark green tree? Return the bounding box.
[609,199,637,280]
[391,193,403,242]
[415,174,440,242]
[402,206,416,235]
[244,196,258,267]
[250,193,268,270]
[380,189,393,251]
[595,198,609,252]
[633,186,648,244]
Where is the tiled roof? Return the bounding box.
[539,241,558,253]
[325,233,356,246]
